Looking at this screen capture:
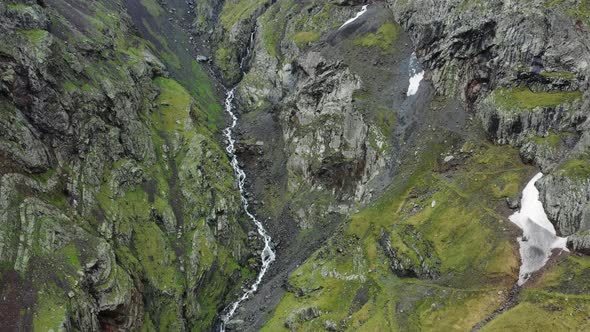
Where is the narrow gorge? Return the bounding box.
[1,0,590,331]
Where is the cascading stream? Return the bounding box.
[219,31,276,332]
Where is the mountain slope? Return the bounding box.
[1,0,590,331]
[0,1,256,330]
[203,0,590,330]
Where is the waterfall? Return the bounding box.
[218,29,276,331]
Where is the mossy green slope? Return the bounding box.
[483,254,590,331]
[262,136,534,331]
[0,1,253,330]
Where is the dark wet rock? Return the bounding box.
[331,0,365,6]
[506,196,520,210]
[225,319,246,331]
[324,319,338,331]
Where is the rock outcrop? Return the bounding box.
[232,2,394,231]
[538,171,590,237]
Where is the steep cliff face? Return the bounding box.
[231,1,417,233]
[0,1,255,331]
[388,0,590,248]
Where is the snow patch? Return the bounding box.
[406,52,424,96]
[509,172,568,285]
[407,71,424,96]
[339,5,368,30]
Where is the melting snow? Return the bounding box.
[407,70,424,96]
[509,172,568,285]
[406,52,424,96]
[339,5,368,30]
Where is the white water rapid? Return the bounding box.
[339,5,368,30]
[509,172,568,285]
[407,52,424,96]
[218,31,276,332]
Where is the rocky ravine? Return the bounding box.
[207,2,432,329]
[205,0,590,331]
[2,0,590,331]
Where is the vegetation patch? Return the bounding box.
[140,0,163,17]
[529,131,570,148]
[58,243,81,269]
[292,31,320,48]
[492,86,582,111]
[353,22,400,53]
[545,0,590,25]
[133,221,184,293]
[557,158,590,181]
[219,0,268,30]
[540,71,575,80]
[263,138,532,330]
[153,77,192,132]
[259,0,296,58]
[481,296,590,331]
[18,29,48,44]
[374,107,396,137]
[214,45,236,79]
[34,284,67,332]
[190,60,224,130]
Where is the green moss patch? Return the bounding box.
[140,0,164,17]
[259,0,295,58]
[292,31,320,48]
[34,284,67,332]
[492,86,582,111]
[219,0,268,30]
[18,29,48,44]
[259,1,344,58]
[132,222,183,292]
[558,158,590,181]
[482,295,590,331]
[58,243,81,269]
[190,60,224,130]
[545,0,590,25]
[153,77,192,132]
[529,131,571,148]
[353,22,400,53]
[540,71,575,80]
